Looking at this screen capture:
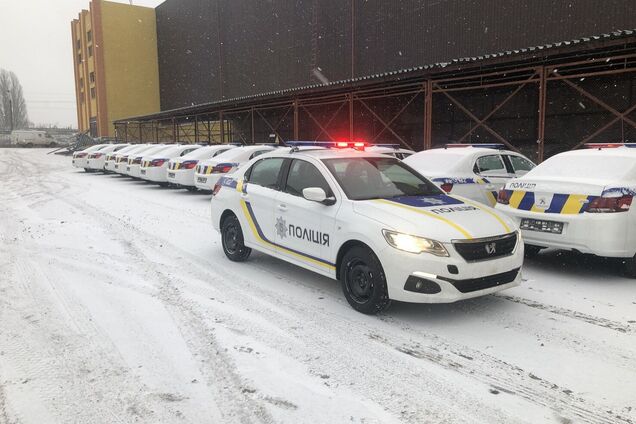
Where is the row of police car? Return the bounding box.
[72,140,636,314]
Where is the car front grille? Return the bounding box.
[442,268,520,293]
[453,232,517,262]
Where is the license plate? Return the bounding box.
[520,218,563,234]
[141,170,146,175]
[197,177,207,183]
[168,172,175,178]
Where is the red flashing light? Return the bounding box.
[353,142,366,148]
[584,143,624,149]
[336,142,349,148]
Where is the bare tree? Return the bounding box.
[0,69,29,131]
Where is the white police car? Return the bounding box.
[105,144,145,172]
[404,144,535,206]
[194,145,277,192]
[210,141,523,314]
[167,144,237,190]
[112,144,153,174]
[72,144,110,170]
[366,144,415,159]
[125,144,171,178]
[496,143,636,274]
[86,144,130,171]
[139,144,201,184]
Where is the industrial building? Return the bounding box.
[71,0,160,137]
[72,1,636,162]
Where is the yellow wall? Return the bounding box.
[100,1,160,136]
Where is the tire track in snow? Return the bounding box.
[495,293,635,334]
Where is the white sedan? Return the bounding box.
[404,144,535,206]
[366,144,414,159]
[105,144,146,172]
[194,145,277,192]
[125,145,170,178]
[139,144,202,184]
[112,144,153,174]
[496,143,636,275]
[167,144,237,190]
[86,144,130,171]
[72,144,110,170]
[210,141,522,314]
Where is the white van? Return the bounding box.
[11,130,54,147]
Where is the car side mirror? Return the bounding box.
[302,187,336,205]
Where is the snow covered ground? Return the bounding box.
[0,148,634,424]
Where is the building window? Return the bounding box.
[89,72,95,83]
[88,45,93,57]
[87,30,92,42]
[90,87,96,99]
[76,39,81,49]
[78,53,82,63]
[79,77,84,87]
[80,93,85,103]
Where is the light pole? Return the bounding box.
[6,90,13,132]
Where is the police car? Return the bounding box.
[496,143,636,274]
[111,144,153,174]
[86,144,130,171]
[403,144,535,206]
[210,141,523,314]
[125,144,171,178]
[72,144,110,170]
[194,145,277,192]
[167,144,237,190]
[105,144,146,172]
[139,144,202,184]
[366,144,415,159]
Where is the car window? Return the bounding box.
[475,155,506,174]
[250,149,270,159]
[246,158,285,189]
[507,155,535,174]
[284,159,332,197]
[180,148,198,156]
[213,148,231,157]
[323,157,442,200]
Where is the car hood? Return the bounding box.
[352,194,515,242]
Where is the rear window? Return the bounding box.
[404,151,465,173]
[528,154,636,180]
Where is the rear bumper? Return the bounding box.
[140,166,168,182]
[72,158,88,168]
[496,204,634,257]
[194,173,222,191]
[127,164,141,178]
[86,158,105,170]
[167,169,195,186]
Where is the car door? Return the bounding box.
[504,154,536,177]
[473,154,510,206]
[240,157,286,253]
[274,159,339,274]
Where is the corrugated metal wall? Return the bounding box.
[156,0,636,110]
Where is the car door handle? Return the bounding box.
[277,204,287,211]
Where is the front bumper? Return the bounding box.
[167,169,196,187]
[380,237,523,303]
[496,204,633,257]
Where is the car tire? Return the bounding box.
[524,244,543,258]
[221,214,251,262]
[623,254,636,278]
[340,246,391,314]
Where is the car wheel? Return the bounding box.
[623,254,636,278]
[340,246,391,314]
[524,244,543,258]
[221,214,251,262]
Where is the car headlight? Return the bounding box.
[382,230,449,256]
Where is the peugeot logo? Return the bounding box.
[485,242,497,255]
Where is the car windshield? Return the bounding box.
[527,153,636,180]
[322,156,442,200]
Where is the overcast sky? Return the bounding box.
[0,0,164,128]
